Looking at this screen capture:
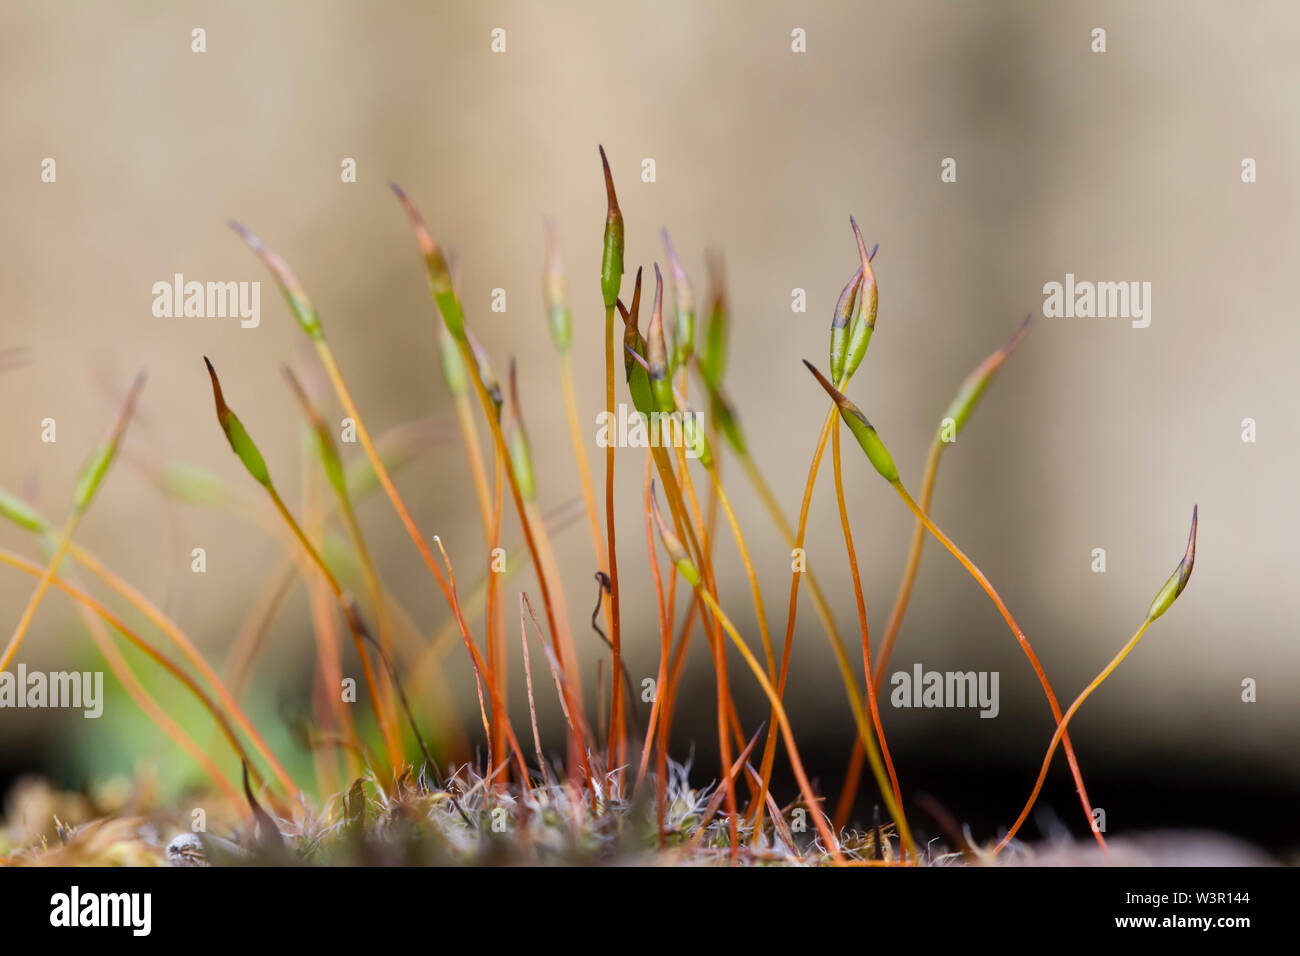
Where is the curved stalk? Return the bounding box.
[993,619,1151,855]
[892,480,1105,851]
[67,542,300,795]
[805,357,1103,851]
[0,514,79,674]
[994,504,1195,854]
[59,558,241,804]
[0,547,264,786]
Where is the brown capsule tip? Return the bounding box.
[599,145,620,216]
[501,366,519,433]
[973,313,1036,382]
[281,363,303,397]
[203,357,232,425]
[849,216,877,285]
[627,266,644,330]
[1005,313,1033,352]
[388,182,438,259]
[228,221,305,296]
[802,359,858,416]
[1180,504,1198,590]
[704,250,728,321]
[507,357,524,424]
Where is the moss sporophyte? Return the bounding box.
[0,147,1201,867]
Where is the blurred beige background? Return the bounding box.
[1,1,1296,795]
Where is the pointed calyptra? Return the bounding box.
[841,218,879,384]
[699,251,729,390]
[229,222,323,340]
[662,228,695,371]
[542,219,573,353]
[73,371,147,513]
[828,266,863,386]
[389,182,466,340]
[647,264,674,415]
[618,268,655,417]
[620,266,645,377]
[204,358,272,488]
[599,146,624,310]
[804,360,899,483]
[1146,506,1198,622]
[649,481,700,588]
[940,315,1032,440]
